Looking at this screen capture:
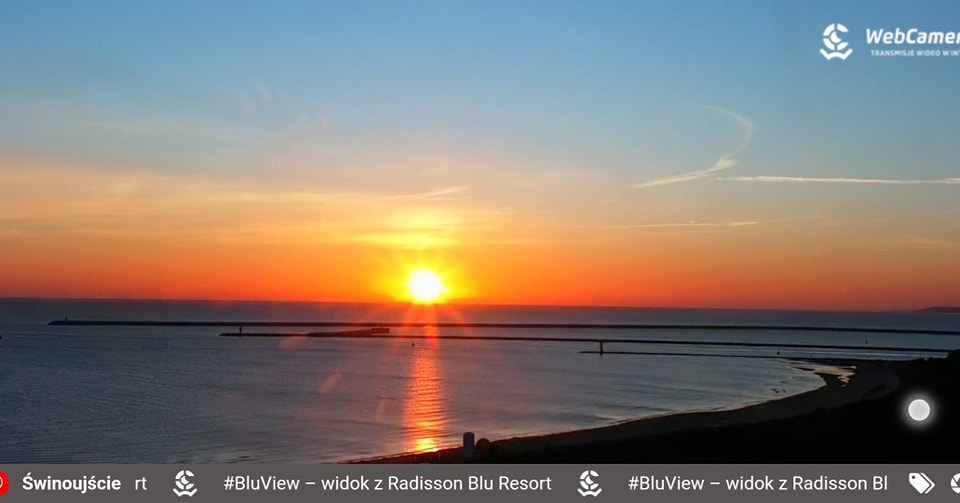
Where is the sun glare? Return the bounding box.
[406,269,447,304]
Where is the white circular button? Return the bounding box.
[908,398,931,422]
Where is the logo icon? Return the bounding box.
[578,470,602,497]
[0,471,9,497]
[909,473,935,495]
[821,23,853,60]
[173,470,197,498]
[950,473,960,494]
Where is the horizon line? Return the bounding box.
[0,295,950,314]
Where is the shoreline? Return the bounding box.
[360,352,959,463]
[358,357,887,463]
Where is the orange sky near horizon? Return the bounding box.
[2,205,958,310]
[1,102,957,312]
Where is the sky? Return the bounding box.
[1,0,959,309]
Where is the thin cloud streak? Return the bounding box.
[638,106,754,188]
[618,220,758,229]
[638,157,736,188]
[389,186,466,201]
[723,176,960,185]
[897,235,960,252]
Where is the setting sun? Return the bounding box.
[406,269,448,304]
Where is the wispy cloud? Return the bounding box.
[897,235,960,252]
[605,221,760,236]
[617,220,758,229]
[0,162,503,249]
[225,81,276,113]
[722,176,960,185]
[635,106,959,189]
[706,105,755,152]
[389,186,466,201]
[638,106,754,188]
[638,157,736,188]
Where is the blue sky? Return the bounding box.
[1,0,958,306]
[2,1,959,182]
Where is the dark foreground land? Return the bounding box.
[365,351,960,464]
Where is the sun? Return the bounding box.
[406,269,448,304]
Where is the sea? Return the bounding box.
[0,299,957,463]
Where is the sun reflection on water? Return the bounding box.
[402,331,446,453]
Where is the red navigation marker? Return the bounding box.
[0,471,9,496]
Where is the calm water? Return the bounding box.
[0,299,957,463]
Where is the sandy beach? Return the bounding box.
[362,350,959,463]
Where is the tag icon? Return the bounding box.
[909,473,935,494]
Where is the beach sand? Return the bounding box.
[361,350,959,463]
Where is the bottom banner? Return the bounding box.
[0,465,958,502]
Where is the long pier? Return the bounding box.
[215,331,951,355]
[47,319,960,336]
